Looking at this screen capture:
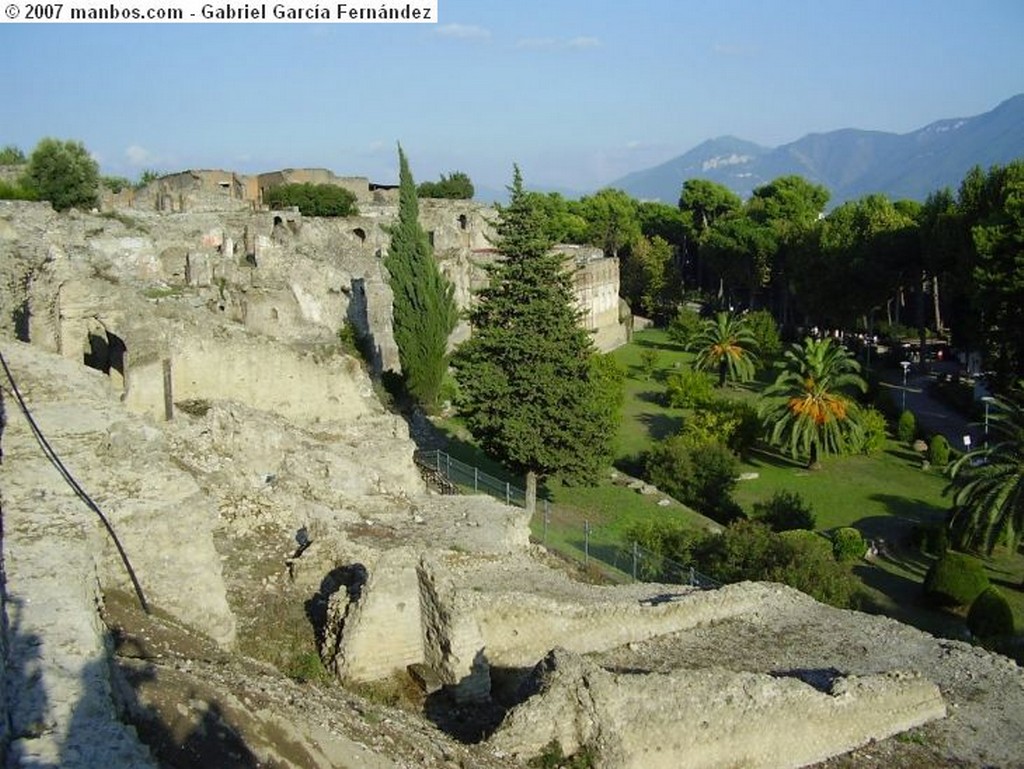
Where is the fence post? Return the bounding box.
[505,482,510,506]
[474,466,478,492]
[584,520,590,568]
[543,500,549,545]
[445,452,451,480]
[632,541,638,582]
[689,566,695,587]
[435,448,441,472]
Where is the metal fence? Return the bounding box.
[414,449,527,507]
[415,449,719,590]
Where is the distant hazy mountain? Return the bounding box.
[611,94,1024,206]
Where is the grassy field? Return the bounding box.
[433,326,1024,637]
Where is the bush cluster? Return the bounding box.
[853,407,888,455]
[644,435,742,523]
[752,490,816,532]
[664,367,714,408]
[264,182,358,217]
[628,519,860,608]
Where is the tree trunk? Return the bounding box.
[807,442,822,471]
[932,275,943,332]
[718,359,728,388]
[525,470,537,516]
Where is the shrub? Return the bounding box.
[692,521,858,608]
[264,182,358,217]
[746,309,782,363]
[832,527,868,563]
[752,490,816,532]
[682,399,760,458]
[922,551,990,608]
[854,407,888,455]
[0,145,26,165]
[417,171,474,200]
[667,305,702,349]
[22,137,99,211]
[967,586,1016,640]
[664,367,714,408]
[897,410,917,443]
[644,435,741,523]
[0,179,38,201]
[625,520,699,582]
[928,434,951,467]
[638,348,659,380]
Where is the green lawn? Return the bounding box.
[432,326,1024,641]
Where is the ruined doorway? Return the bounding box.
[83,321,127,393]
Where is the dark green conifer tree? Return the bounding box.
[385,145,458,411]
[452,166,618,512]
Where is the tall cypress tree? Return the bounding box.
[385,145,458,411]
[452,166,618,512]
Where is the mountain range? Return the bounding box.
[609,94,1024,206]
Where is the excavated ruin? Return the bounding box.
[1,196,1022,769]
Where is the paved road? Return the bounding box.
[878,361,982,450]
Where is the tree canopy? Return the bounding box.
[22,138,99,212]
[451,167,619,512]
[417,171,474,199]
[264,183,358,217]
[761,337,867,469]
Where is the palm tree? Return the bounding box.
[761,336,867,469]
[947,384,1024,554]
[691,311,758,387]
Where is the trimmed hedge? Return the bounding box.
[928,434,951,467]
[897,410,917,443]
[967,586,1015,640]
[922,551,990,608]
[832,527,868,563]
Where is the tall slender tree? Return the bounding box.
[385,145,458,411]
[451,167,618,513]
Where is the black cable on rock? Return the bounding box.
[0,348,150,614]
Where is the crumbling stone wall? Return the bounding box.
[490,649,946,769]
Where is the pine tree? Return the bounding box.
[452,166,618,512]
[385,145,458,411]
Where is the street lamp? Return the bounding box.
[900,360,911,412]
[981,395,995,447]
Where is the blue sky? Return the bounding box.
[2,0,1023,194]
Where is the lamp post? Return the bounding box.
[900,360,911,412]
[981,395,995,447]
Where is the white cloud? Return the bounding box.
[436,23,490,40]
[566,36,600,49]
[125,144,156,167]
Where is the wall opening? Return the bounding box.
[352,227,367,242]
[458,214,468,231]
[83,323,128,393]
